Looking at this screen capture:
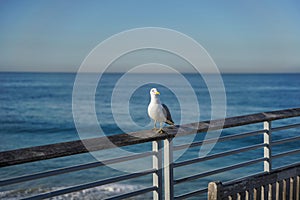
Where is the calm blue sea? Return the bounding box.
[0,72,300,199]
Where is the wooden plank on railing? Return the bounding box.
[0,130,169,167]
[1,107,300,167]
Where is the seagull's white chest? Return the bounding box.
[148,102,166,122]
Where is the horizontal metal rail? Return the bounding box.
[272,135,300,146]
[272,148,300,159]
[22,168,156,200]
[271,123,300,132]
[173,143,265,168]
[173,129,265,151]
[0,151,155,186]
[174,187,207,200]
[171,114,300,199]
[174,157,266,185]
[104,186,157,200]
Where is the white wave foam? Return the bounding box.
[0,184,150,200]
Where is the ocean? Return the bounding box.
[0,72,300,199]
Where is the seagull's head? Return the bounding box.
[150,88,160,97]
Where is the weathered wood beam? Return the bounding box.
[1,107,300,167]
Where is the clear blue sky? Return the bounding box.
[0,0,300,73]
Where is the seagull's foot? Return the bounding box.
[157,128,166,134]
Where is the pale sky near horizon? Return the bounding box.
[0,0,300,73]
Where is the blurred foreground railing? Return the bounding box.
[208,163,300,200]
[1,108,300,199]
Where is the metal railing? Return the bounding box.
[1,108,300,199]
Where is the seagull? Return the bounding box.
[148,88,174,133]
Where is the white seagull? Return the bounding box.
[148,88,174,133]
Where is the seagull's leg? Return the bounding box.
[152,120,157,130]
[158,122,165,134]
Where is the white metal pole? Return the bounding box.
[164,138,174,200]
[264,121,272,172]
[153,140,163,200]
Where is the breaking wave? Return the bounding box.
[0,184,151,200]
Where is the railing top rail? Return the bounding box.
[1,107,300,167]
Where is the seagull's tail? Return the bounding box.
[165,120,174,125]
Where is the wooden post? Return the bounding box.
[208,181,222,200]
[264,121,272,172]
[164,138,174,200]
[153,141,163,200]
[282,179,287,200]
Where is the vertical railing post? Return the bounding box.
[264,121,272,172]
[164,138,174,200]
[153,141,163,200]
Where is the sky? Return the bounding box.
[0,0,300,73]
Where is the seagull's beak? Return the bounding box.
[155,91,160,95]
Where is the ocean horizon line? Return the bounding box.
[1,70,300,75]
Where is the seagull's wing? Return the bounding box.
[162,104,174,125]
